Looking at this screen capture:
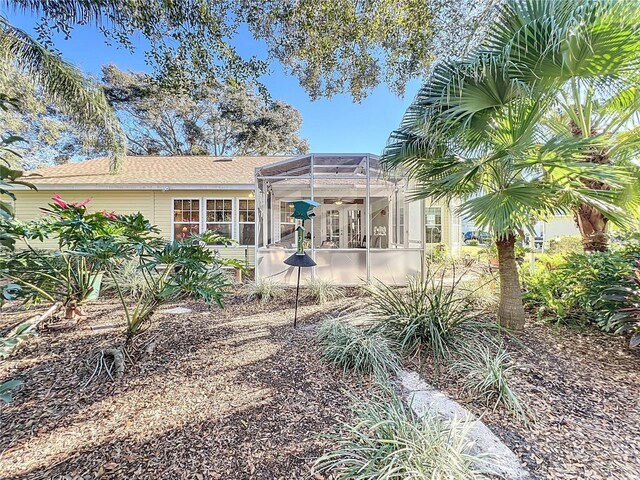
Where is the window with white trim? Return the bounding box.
[425,206,442,244]
[279,201,296,246]
[173,199,200,241]
[206,199,233,244]
[238,199,255,245]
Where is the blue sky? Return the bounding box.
[8,12,422,155]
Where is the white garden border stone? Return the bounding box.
[399,370,532,480]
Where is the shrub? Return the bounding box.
[312,393,489,479]
[305,277,343,305]
[317,318,401,379]
[546,235,583,255]
[366,270,488,367]
[600,259,640,348]
[246,278,283,303]
[522,250,635,326]
[453,342,526,419]
[458,274,499,311]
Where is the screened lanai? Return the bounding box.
[254,154,425,285]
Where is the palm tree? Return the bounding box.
[383,54,629,329]
[0,16,126,171]
[477,0,640,251]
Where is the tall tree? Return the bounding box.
[102,65,309,157]
[0,15,125,170]
[475,0,640,251]
[0,65,108,168]
[383,2,636,329]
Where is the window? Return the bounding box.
[173,199,200,240]
[238,199,255,245]
[280,201,296,246]
[206,199,233,243]
[425,207,442,244]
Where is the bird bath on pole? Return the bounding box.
[283,200,320,328]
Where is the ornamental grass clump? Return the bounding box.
[453,342,527,419]
[317,318,401,380]
[246,278,283,303]
[312,393,490,480]
[305,277,344,305]
[366,269,488,367]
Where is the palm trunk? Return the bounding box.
[575,204,609,252]
[496,233,526,330]
[570,120,610,252]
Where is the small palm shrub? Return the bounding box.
[246,278,283,303]
[366,270,487,367]
[317,319,401,379]
[453,342,526,419]
[305,277,344,305]
[313,393,489,479]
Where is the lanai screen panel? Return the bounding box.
[255,154,423,285]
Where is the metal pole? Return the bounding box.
[294,266,301,328]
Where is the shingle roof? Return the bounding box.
[23,155,294,188]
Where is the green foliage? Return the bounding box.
[522,251,636,326]
[112,239,231,340]
[305,278,344,305]
[458,274,499,311]
[0,378,22,403]
[546,236,584,256]
[317,319,401,380]
[453,342,526,419]
[246,278,283,304]
[600,259,640,347]
[102,257,152,299]
[312,392,489,479]
[0,16,125,170]
[1,195,158,309]
[366,271,488,367]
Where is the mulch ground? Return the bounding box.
[438,317,640,480]
[2,292,639,479]
[0,293,370,480]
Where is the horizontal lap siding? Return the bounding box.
[12,189,257,266]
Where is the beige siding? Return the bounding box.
[12,188,257,266]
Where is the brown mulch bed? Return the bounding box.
[438,318,640,480]
[0,294,369,480]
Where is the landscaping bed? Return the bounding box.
[0,294,369,480]
[437,318,640,480]
[1,293,639,479]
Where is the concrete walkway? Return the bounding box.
[399,370,532,480]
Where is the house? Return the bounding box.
[12,154,461,285]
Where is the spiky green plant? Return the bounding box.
[317,318,401,380]
[313,392,491,479]
[453,342,526,419]
[246,278,283,303]
[366,270,491,368]
[305,277,344,305]
[102,257,152,299]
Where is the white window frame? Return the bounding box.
[237,197,256,246]
[204,197,235,243]
[171,197,202,242]
[278,200,297,244]
[425,206,443,244]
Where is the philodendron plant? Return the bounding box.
[601,259,640,348]
[1,194,159,318]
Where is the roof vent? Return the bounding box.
[214,157,235,162]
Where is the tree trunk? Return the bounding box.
[496,233,526,330]
[575,204,609,252]
[570,120,610,252]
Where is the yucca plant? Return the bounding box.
[246,278,283,304]
[313,392,490,479]
[317,318,401,380]
[453,342,527,419]
[305,277,344,305]
[366,269,490,368]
